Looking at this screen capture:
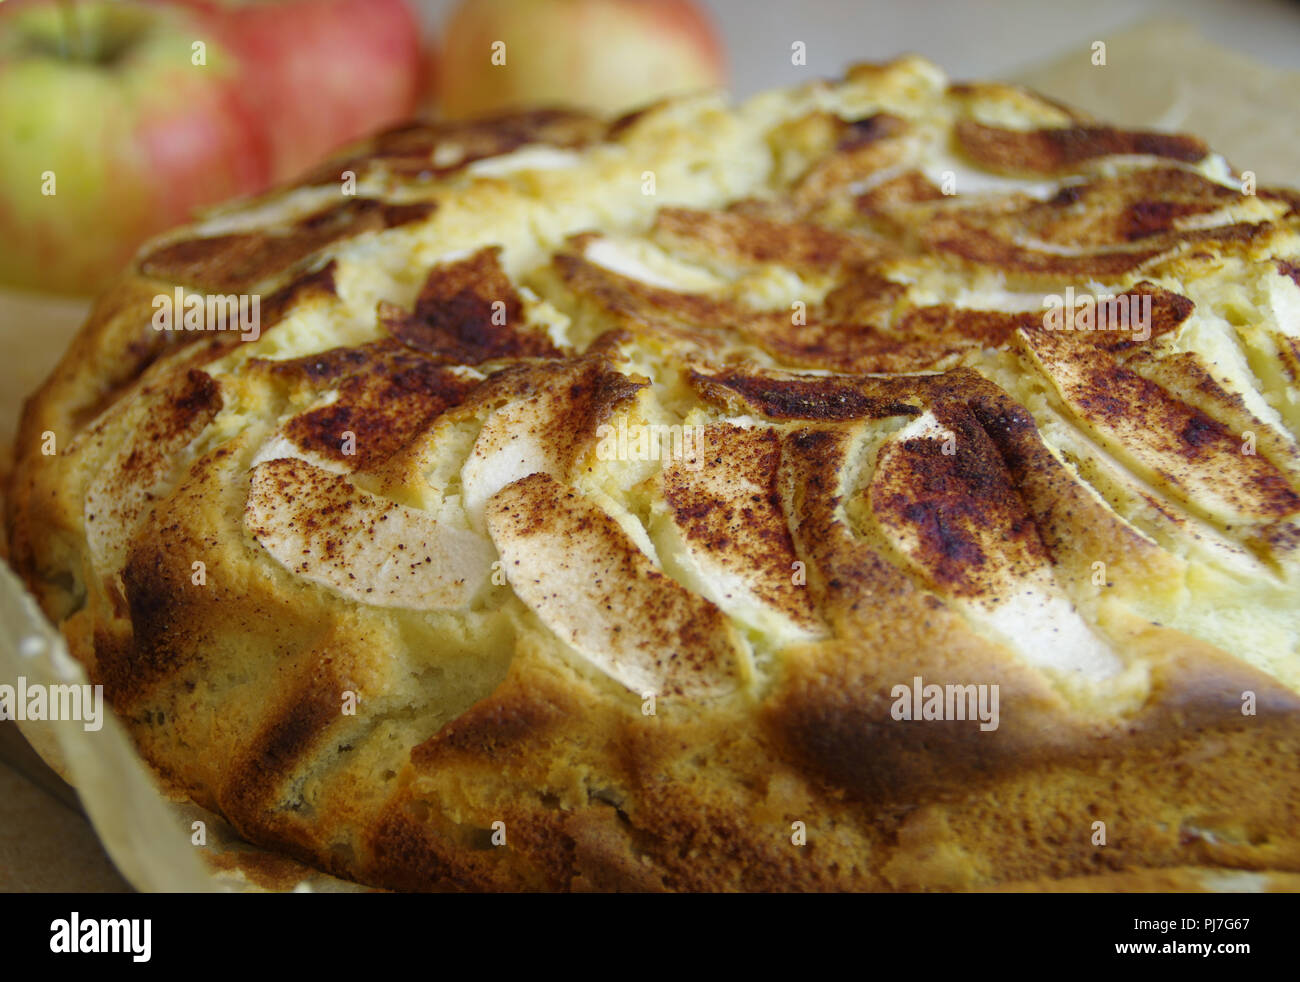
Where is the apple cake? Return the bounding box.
[8,56,1300,891]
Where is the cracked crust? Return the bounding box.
[7,56,1300,892]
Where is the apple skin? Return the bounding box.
[175,0,424,179]
[437,0,726,120]
[0,0,272,296]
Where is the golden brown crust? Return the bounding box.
[292,109,606,188]
[140,200,436,294]
[7,56,1300,893]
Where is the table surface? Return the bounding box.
[2,0,1299,893]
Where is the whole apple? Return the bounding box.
[437,0,726,120]
[173,0,424,179]
[0,0,272,295]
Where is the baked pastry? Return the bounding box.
[8,57,1300,891]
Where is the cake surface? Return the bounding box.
[7,57,1300,891]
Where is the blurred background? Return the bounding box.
[448,0,1300,95]
[2,0,1299,299]
[1,0,1299,890]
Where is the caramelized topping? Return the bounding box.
[383,247,563,364]
[954,120,1207,175]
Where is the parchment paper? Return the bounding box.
[1013,20,1300,187]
